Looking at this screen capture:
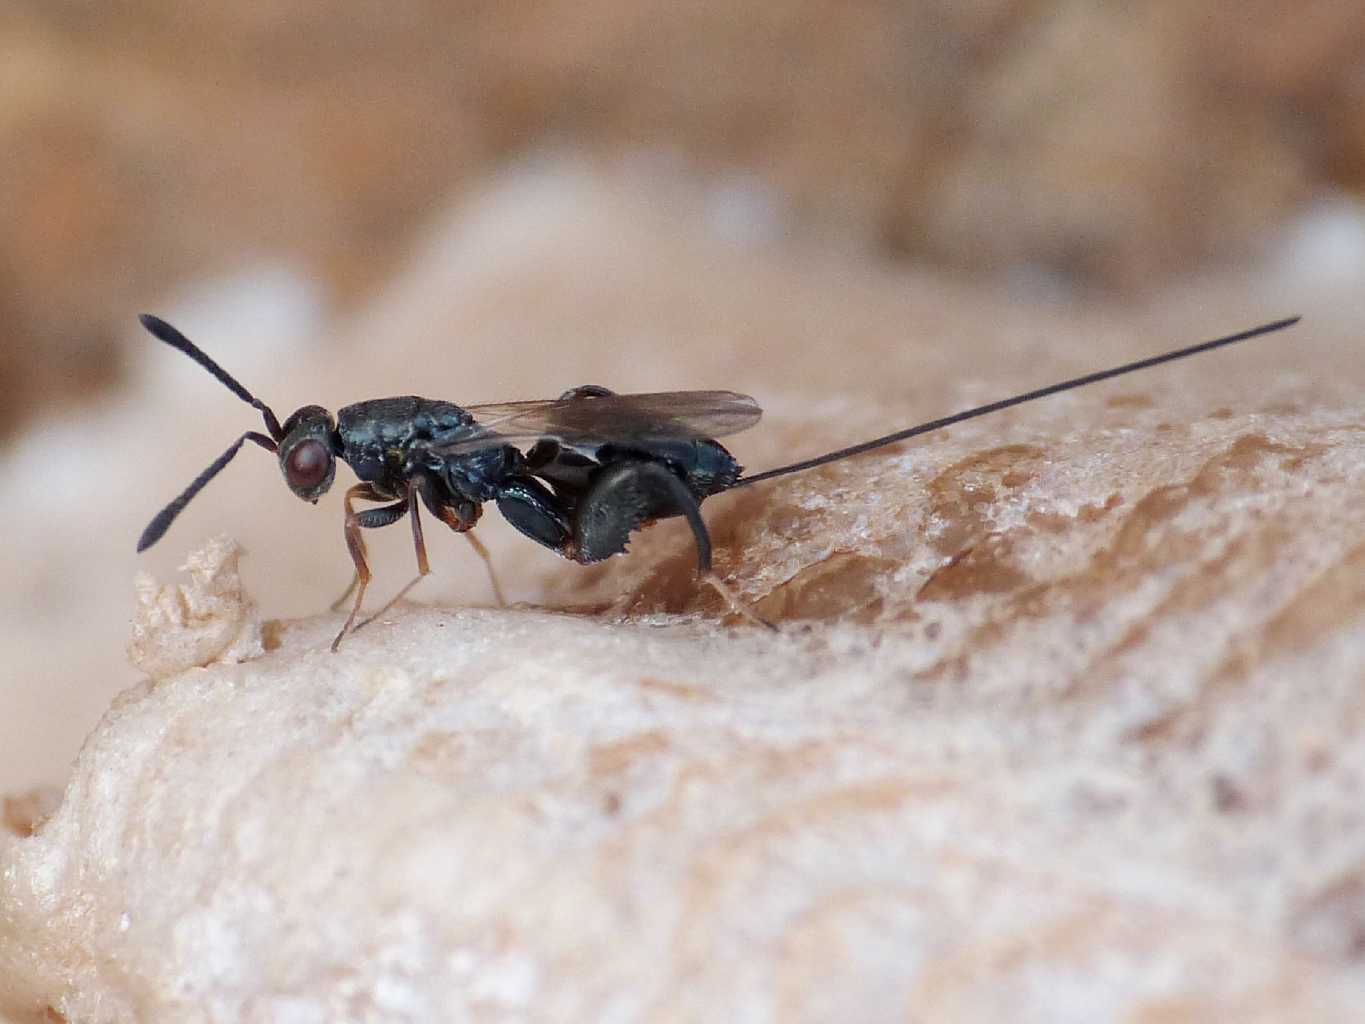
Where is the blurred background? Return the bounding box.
[4,1,1365,792]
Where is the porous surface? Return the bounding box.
[128,536,264,680]
[5,374,1365,1019]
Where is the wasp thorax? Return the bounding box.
[278,405,338,500]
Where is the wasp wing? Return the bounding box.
[434,390,761,456]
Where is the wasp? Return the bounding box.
[136,314,1299,649]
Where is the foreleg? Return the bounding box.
[332,484,409,650]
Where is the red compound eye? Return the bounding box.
[286,439,330,490]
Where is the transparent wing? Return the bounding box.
[435,390,761,456]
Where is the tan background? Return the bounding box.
[3,3,1365,1018]
[5,0,1365,793]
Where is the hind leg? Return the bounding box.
[573,461,774,630]
[421,488,507,607]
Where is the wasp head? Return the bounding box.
[136,314,331,552]
[278,405,339,501]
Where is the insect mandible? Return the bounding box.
[135,314,1299,649]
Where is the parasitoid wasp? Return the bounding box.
[136,314,1300,649]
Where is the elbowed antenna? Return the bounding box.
[136,431,278,552]
[138,314,284,440]
[735,316,1301,488]
[136,315,286,551]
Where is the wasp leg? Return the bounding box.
[354,478,435,632]
[699,574,775,631]
[462,531,507,607]
[496,477,573,555]
[333,484,409,651]
[329,574,359,613]
[422,490,506,607]
[574,461,776,630]
[329,484,403,612]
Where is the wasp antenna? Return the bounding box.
[137,431,279,552]
[139,314,285,440]
[736,316,1302,488]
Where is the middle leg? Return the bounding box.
[424,490,507,607]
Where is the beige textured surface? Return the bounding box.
[128,537,264,680]
[2,166,1364,1019]
[6,381,1365,1017]
[18,162,1314,797]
